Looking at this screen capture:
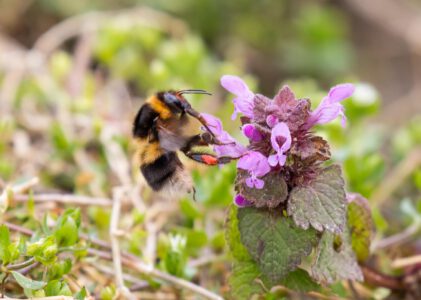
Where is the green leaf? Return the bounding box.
[347,194,373,261]
[55,211,80,247]
[44,280,61,296]
[236,170,288,208]
[48,259,72,280]
[100,285,116,300]
[11,271,46,290]
[0,224,11,263]
[74,287,88,300]
[238,207,319,283]
[27,236,58,265]
[172,228,207,255]
[280,269,320,292]
[230,260,265,300]
[164,251,186,277]
[225,204,252,261]
[180,198,202,219]
[311,228,363,284]
[44,280,72,296]
[288,165,347,233]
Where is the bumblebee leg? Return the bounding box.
[181,132,232,154]
[182,150,234,165]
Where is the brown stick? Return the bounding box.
[370,147,421,206]
[361,265,405,290]
[13,193,112,206]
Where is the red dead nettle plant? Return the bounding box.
[202,76,372,297]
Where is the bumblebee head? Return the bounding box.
[157,89,211,114]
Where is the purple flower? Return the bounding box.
[221,75,255,120]
[268,122,291,167]
[242,124,263,142]
[266,115,279,128]
[237,151,271,189]
[233,194,252,207]
[201,113,247,158]
[305,83,355,129]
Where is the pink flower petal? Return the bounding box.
[234,194,252,207]
[214,142,246,158]
[266,115,279,128]
[237,151,271,178]
[201,113,223,135]
[268,154,278,167]
[221,75,255,119]
[221,75,254,99]
[312,103,343,125]
[245,177,254,188]
[327,83,355,104]
[304,83,354,129]
[242,124,262,142]
[270,122,291,153]
[278,153,287,166]
[254,178,264,189]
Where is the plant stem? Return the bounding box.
[6,257,35,271]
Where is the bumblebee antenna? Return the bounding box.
[178,89,212,96]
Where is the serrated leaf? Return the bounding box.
[287,165,346,233]
[11,271,46,290]
[311,228,363,284]
[230,260,265,300]
[280,269,320,292]
[347,194,373,261]
[225,204,252,261]
[238,207,319,283]
[236,170,288,208]
[0,224,11,263]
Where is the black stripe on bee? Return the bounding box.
[140,151,182,191]
[133,103,159,138]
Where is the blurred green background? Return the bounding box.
[1,0,421,299]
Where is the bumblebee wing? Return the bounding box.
[158,125,188,152]
[156,115,201,152]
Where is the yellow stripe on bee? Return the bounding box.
[133,137,164,165]
[147,96,172,120]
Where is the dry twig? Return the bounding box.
[371,147,421,206]
[0,177,39,213]
[12,193,112,207]
[5,221,225,300]
[110,187,134,299]
[392,254,421,269]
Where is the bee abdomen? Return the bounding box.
[140,152,193,197]
[140,152,179,190]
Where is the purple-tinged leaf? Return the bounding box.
[287,165,347,233]
[290,135,331,165]
[236,170,288,208]
[311,227,363,284]
[252,94,271,122]
[273,85,296,108]
[238,207,319,283]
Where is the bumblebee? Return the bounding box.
[133,89,229,197]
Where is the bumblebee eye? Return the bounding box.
[162,92,184,112]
